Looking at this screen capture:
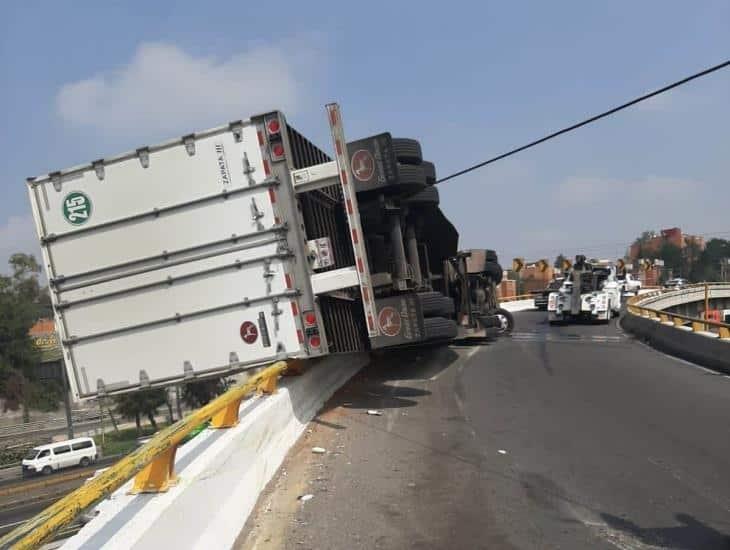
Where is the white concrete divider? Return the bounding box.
[62,353,369,550]
[500,299,535,312]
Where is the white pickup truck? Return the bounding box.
[547,257,622,323]
[617,273,642,295]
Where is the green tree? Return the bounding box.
[691,238,730,281]
[113,389,167,435]
[0,254,47,421]
[182,378,231,409]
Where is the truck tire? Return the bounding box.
[417,291,455,317]
[494,308,514,333]
[42,466,52,475]
[421,160,436,184]
[397,163,427,187]
[404,185,439,205]
[392,138,422,165]
[424,317,458,340]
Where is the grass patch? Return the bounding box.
[94,423,168,457]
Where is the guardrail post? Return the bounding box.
[131,446,177,494]
[691,321,704,332]
[659,313,669,323]
[673,317,684,327]
[257,369,279,394]
[210,397,245,428]
[720,327,730,339]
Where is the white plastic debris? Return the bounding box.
[298,494,314,502]
[367,409,383,416]
[498,449,507,455]
[312,447,326,454]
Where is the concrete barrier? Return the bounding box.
[61,353,369,550]
[622,314,730,374]
[500,299,535,312]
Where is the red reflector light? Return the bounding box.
[309,335,321,348]
[304,312,317,326]
[272,143,285,158]
[267,119,281,134]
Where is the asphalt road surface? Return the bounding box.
[240,311,730,550]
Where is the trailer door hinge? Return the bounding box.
[271,298,282,332]
[183,134,196,156]
[243,153,256,186]
[250,198,265,230]
[263,259,275,294]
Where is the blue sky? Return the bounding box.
[1,1,729,271]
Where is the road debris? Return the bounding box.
[366,410,383,416]
[298,494,314,502]
[498,449,507,455]
[312,447,326,454]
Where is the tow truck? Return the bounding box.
[547,255,621,324]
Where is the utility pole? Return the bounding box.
[704,282,710,331]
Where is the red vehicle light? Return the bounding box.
[267,119,281,135]
[304,312,317,326]
[309,335,321,348]
[271,143,285,159]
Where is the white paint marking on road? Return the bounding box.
[429,344,481,381]
[0,519,26,530]
[385,379,403,433]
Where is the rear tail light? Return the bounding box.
[266,118,281,135]
[302,310,321,350]
[270,142,286,161]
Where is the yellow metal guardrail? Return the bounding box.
[0,361,289,550]
[627,284,730,339]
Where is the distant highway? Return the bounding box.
[0,457,118,540]
[241,311,730,549]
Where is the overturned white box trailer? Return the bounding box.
[28,105,499,400]
[28,105,375,399]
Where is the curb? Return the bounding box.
[621,313,730,375]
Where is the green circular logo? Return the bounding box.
[62,191,92,226]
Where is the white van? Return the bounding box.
[21,437,97,475]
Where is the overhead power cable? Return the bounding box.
[437,59,730,184]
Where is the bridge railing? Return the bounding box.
[0,361,289,550]
[627,283,730,339]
